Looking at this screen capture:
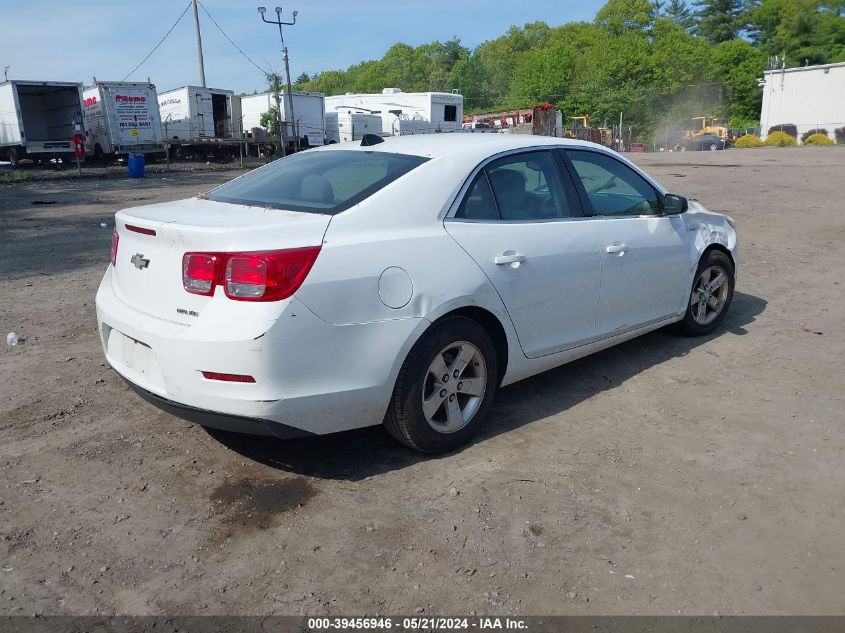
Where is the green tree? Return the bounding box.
[750,0,845,64]
[712,38,766,124]
[472,22,552,109]
[694,0,747,42]
[259,108,280,137]
[565,30,656,129]
[294,72,311,87]
[260,72,284,137]
[508,35,579,106]
[301,70,348,95]
[346,59,390,93]
[595,0,658,34]
[417,38,469,91]
[664,0,697,29]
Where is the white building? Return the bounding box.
[760,61,845,141]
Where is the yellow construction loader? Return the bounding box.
[563,116,614,148]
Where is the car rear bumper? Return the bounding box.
[123,378,313,438]
[95,268,427,436]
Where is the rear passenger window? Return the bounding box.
[455,172,497,220]
[486,151,572,221]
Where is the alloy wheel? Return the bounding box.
[421,341,487,433]
[690,265,730,325]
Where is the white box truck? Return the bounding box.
[157,85,242,160]
[241,90,326,150]
[82,81,164,160]
[325,111,383,143]
[324,88,464,137]
[0,80,84,166]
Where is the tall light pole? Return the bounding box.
[258,6,299,154]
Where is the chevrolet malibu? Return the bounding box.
[96,134,738,453]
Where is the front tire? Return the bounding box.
[384,316,498,453]
[677,250,735,336]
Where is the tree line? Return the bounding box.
[292,0,844,140]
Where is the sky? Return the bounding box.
[1,0,604,94]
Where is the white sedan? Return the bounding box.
[96,134,738,453]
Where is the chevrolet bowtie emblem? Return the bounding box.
[131,253,150,270]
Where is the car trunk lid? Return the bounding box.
[111,197,330,325]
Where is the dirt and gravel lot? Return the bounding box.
[0,147,843,616]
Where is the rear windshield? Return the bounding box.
[207,150,429,214]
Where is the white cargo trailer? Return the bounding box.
[157,85,242,159]
[82,81,164,159]
[0,80,84,166]
[241,90,326,149]
[324,88,463,137]
[325,111,382,143]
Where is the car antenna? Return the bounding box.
[360,134,385,147]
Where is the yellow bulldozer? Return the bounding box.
[684,116,729,140]
[563,116,614,148]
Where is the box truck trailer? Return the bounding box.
[0,80,84,166]
[325,111,382,143]
[157,85,242,160]
[241,90,326,151]
[82,81,164,160]
[324,89,464,137]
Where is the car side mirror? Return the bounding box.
[664,194,688,214]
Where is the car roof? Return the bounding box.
[313,133,614,162]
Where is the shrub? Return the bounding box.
[801,128,828,143]
[804,133,834,146]
[768,124,798,138]
[835,127,845,144]
[734,134,763,148]
[763,131,797,147]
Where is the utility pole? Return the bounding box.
[192,0,206,87]
[258,6,299,153]
[3,66,8,82]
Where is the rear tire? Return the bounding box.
[384,316,498,453]
[677,250,735,336]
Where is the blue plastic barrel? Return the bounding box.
[127,153,145,179]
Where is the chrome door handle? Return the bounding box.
[494,253,527,265]
[605,243,627,254]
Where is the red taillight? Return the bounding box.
[201,371,256,383]
[110,229,119,266]
[226,255,268,298]
[125,224,157,236]
[182,253,218,296]
[182,247,321,302]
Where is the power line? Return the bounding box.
[198,1,269,76]
[122,2,192,81]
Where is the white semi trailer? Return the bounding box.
[157,85,243,160]
[241,91,326,150]
[82,81,164,160]
[0,80,84,166]
[324,88,464,137]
